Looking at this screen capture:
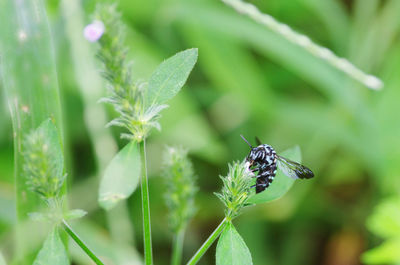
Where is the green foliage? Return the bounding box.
[64,209,88,221]
[98,141,141,210]
[0,0,64,261]
[94,3,152,142]
[22,120,100,264]
[3,0,400,264]
[186,218,229,265]
[28,208,87,223]
[163,146,197,232]
[216,222,252,265]
[93,4,198,142]
[362,197,400,264]
[248,146,301,204]
[33,228,69,265]
[221,0,383,90]
[215,161,253,220]
[144,48,198,108]
[367,198,400,238]
[91,4,198,264]
[23,119,65,200]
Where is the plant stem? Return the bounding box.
[186,217,228,265]
[140,140,153,265]
[61,0,135,246]
[62,220,105,265]
[171,228,185,265]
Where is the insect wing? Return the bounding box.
[276,155,314,179]
[276,158,298,179]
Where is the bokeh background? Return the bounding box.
[1,0,400,264]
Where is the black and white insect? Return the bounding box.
[241,135,314,193]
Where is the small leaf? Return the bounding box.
[99,141,141,210]
[361,239,400,264]
[64,209,87,220]
[144,48,198,108]
[33,228,69,265]
[247,146,301,204]
[366,197,400,238]
[216,222,253,265]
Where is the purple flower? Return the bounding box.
[83,20,105,42]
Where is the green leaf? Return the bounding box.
[1,0,64,243]
[366,197,400,238]
[144,48,198,108]
[99,141,141,210]
[247,146,301,204]
[64,209,87,220]
[33,228,69,265]
[362,239,400,264]
[216,222,252,265]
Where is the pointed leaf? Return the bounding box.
[362,239,400,264]
[216,222,252,265]
[99,141,140,210]
[144,48,198,108]
[33,228,69,265]
[64,209,87,220]
[248,146,301,204]
[366,197,400,238]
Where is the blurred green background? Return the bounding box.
[1,0,400,264]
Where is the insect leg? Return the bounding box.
[255,177,269,193]
[249,164,261,178]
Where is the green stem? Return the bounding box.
[186,217,228,265]
[171,228,185,265]
[139,140,153,265]
[62,220,105,265]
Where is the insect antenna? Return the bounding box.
[240,134,253,148]
[255,136,262,146]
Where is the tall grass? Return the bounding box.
[0,0,64,263]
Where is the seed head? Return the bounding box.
[215,160,253,220]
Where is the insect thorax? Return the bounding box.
[248,144,277,166]
[248,144,278,193]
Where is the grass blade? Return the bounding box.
[0,0,64,262]
[221,0,383,90]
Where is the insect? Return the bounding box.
[240,135,314,193]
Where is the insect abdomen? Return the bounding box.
[255,163,277,193]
